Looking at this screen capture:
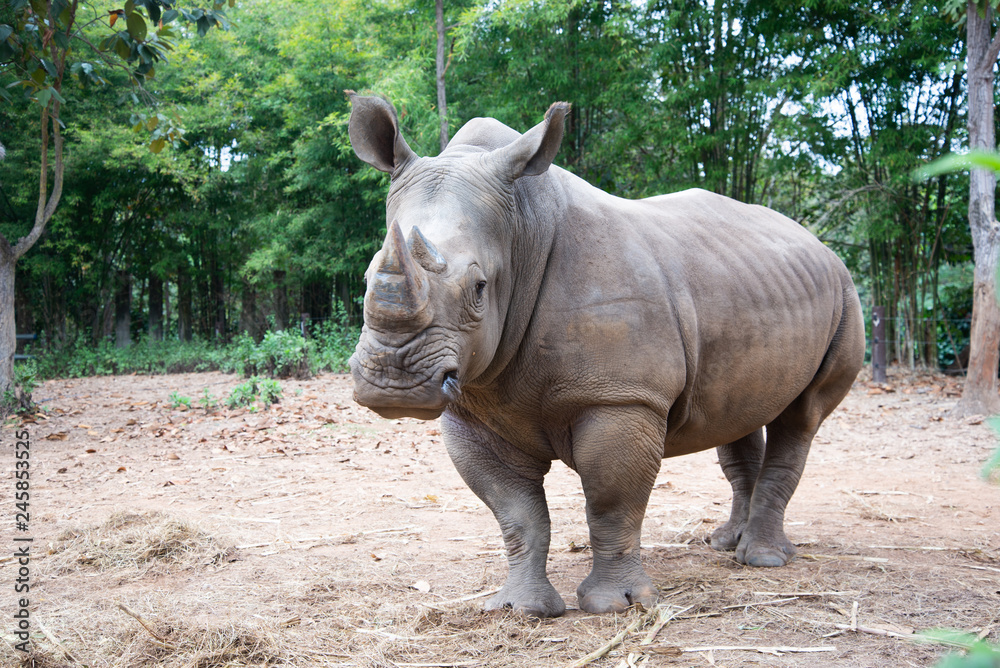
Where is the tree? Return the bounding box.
[436,0,448,151]
[0,0,230,396]
[957,0,1000,415]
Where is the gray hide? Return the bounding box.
[347,94,866,618]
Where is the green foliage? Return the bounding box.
[233,329,309,379]
[1,359,38,417]
[33,337,239,379]
[29,315,359,382]
[226,376,281,409]
[169,391,192,409]
[308,300,360,374]
[916,150,1000,180]
[920,629,1000,667]
[199,387,217,411]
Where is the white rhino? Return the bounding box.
[347,94,865,617]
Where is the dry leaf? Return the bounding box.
[45,432,69,441]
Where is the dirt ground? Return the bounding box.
[2,367,998,667]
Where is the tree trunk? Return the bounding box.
[957,1,1000,416]
[178,265,193,342]
[149,274,163,341]
[240,279,260,341]
[0,101,64,392]
[210,254,226,341]
[0,243,15,397]
[274,269,288,330]
[436,0,448,152]
[115,270,132,349]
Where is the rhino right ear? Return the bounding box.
[495,101,570,180]
[347,92,418,174]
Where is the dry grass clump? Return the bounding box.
[47,511,233,575]
[99,612,287,668]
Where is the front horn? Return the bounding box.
[366,220,430,327]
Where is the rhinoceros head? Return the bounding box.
[346,94,568,419]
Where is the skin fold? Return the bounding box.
[346,94,866,618]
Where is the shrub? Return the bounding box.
[226,376,282,409]
[169,391,192,410]
[235,330,310,379]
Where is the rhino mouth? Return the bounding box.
[442,371,462,402]
[349,329,460,420]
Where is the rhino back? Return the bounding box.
[503,182,857,458]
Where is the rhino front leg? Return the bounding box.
[573,406,663,614]
[441,408,565,618]
[711,429,765,552]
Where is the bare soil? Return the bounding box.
[2,367,998,667]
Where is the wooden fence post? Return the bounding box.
[872,306,887,383]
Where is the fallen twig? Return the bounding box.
[640,605,692,645]
[799,553,889,563]
[680,645,836,656]
[420,587,502,611]
[869,545,951,551]
[35,616,78,663]
[116,602,177,649]
[958,563,1000,574]
[722,597,799,610]
[566,607,655,668]
[784,613,914,639]
[753,591,855,597]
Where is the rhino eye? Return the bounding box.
[475,281,487,300]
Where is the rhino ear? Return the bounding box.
[347,92,418,174]
[496,102,570,180]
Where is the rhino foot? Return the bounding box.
[709,519,746,552]
[576,572,657,614]
[735,533,796,567]
[485,582,566,618]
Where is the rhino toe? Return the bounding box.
[735,535,796,567]
[485,584,565,618]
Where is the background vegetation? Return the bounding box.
[0,0,982,378]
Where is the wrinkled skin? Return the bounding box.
[347,95,866,618]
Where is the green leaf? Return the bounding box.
[913,150,1000,180]
[35,87,51,107]
[114,35,132,60]
[161,9,178,24]
[149,137,166,153]
[40,58,58,78]
[144,0,161,25]
[30,67,46,85]
[0,24,13,42]
[196,15,212,37]
[127,13,147,42]
[124,0,135,16]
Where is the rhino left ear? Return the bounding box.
[347,92,418,175]
[497,102,570,180]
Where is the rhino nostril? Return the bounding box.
[442,371,462,402]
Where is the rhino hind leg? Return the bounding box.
[711,429,765,552]
[573,406,663,614]
[440,408,566,618]
[734,296,864,567]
